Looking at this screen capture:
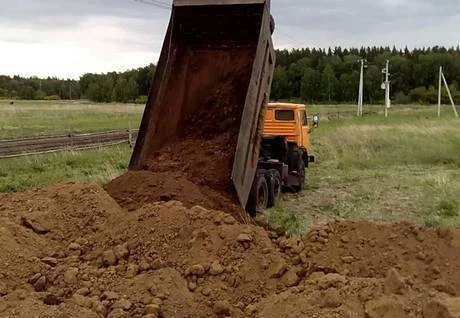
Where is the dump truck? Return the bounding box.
[249,103,317,213]
[129,0,315,215]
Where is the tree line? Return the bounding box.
[1,47,459,104]
[0,64,155,103]
[272,46,460,104]
[0,76,80,100]
[79,64,155,103]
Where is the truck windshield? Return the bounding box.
[275,110,295,121]
[301,110,308,125]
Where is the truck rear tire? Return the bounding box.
[267,169,281,207]
[247,171,269,216]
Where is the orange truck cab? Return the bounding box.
[263,103,315,161]
[246,102,318,214]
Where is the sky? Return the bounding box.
[0,0,459,79]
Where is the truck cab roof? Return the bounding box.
[267,102,306,110]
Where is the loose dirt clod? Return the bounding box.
[365,296,406,318]
[20,216,50,234]
[1,183,460,317]
[384,268,406,295]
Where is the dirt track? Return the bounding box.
[0,130,138,157]
[1,182,460,317]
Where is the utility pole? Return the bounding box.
[382,60,391,117]
[357,59,366,117]
[440,69,459,118]
[438,66,442,117]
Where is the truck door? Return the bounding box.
[300,110,312,154]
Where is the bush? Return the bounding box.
[44,95,61,100]
[437,199,459,218]
[408,87,427,104]
[394,91,410,104]
[135,95,148,104]
[425,86,438,104]
[34,90,46,100]
[0,88,8,98]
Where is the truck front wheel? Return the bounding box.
[293,152,306,192]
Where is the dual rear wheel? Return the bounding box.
[247,169,282,216]
[247,150,307,215]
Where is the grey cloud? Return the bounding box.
[1,0,169,49]
[1,0,167,29]
[271,0,460,47]
[2,0,459,48]
[0,0,459,78]
[273,0,460,28]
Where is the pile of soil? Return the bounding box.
[1,182,460,317]
[105,170,245,221]
[106,132,245,220]
[107,50,253,221]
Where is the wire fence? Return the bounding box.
[317,110,376,121]
[0,129,138,159]
[0,111,364,159]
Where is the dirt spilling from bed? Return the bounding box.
[106,52,253,221]
[1,182,460,317]
[105,132,245,222]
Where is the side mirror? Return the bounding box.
[312,114,319,127]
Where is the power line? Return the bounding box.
[133,0,171,10]
[140,0,171,7]
[132,1,302,49]
[152,0,170,5]
[136,0,170,9]
[276,27,303,48]
[132,0,303,48]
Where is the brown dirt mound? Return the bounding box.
[107,52,253,220]
[147,132,238,194]
[106,132,244,220]
[106,130,246,222]
[105,170,245,221]
[2,183,460,317]
[107,123,244,222]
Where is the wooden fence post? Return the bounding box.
[69,127,73,149]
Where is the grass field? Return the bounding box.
[0,144,131,192]
[267,108,460,233]
[1,101,459,233]
[0,100,137,191]
[0,100,143,139]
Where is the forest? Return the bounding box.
[0,64,156,103]
[272,46,460,104]
[1,46,459,104]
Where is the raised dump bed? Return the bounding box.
[129,0,276,209]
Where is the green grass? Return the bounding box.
[2,101,460,233]
[0,144,132,192]
[266,107,460,233]
[0,100,143,139]
[0,100,139,192]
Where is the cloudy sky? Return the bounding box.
[1,0,459,79]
